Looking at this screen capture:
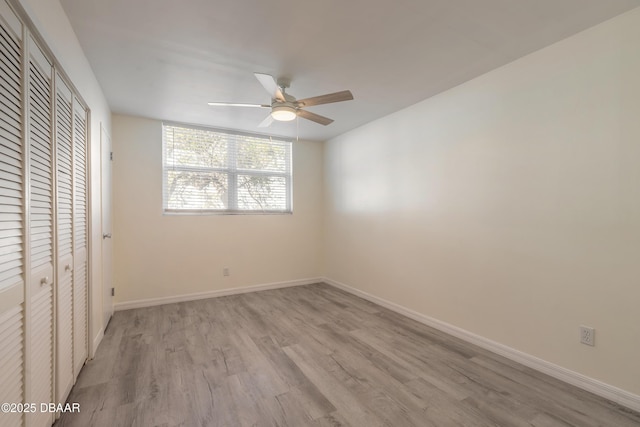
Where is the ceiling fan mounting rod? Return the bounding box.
[277,77,291,90]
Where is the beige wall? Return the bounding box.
[111,115,323,303]
[17,0,112,353]
[324,8,640,395]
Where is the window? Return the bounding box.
[163,123,292,214]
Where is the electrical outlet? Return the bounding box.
[580,325,595,346]
[223,267,230,277]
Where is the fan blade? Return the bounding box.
[255,73,285,101]
[297,109,334,126]
[296,90,353,107]
[208,102,270,108]
[258,114,274,128]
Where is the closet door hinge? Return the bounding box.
[111,288,115,297]
[110,151,113,161]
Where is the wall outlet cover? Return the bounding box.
[580,325,595,346]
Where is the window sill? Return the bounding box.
[162,209,293,216]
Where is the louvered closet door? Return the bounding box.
[27,36,54,427]
[55,74,74,404]
[72,99,88,377]
[0,2,25,427]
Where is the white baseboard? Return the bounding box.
[91,328,104,359]
[322,277,640,413]
[113,277,323,311]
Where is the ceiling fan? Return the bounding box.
[208,73,354,127]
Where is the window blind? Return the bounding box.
[163,123,292,214]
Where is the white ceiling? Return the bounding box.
[60,0,639,142]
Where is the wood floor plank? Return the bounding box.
[281,344,382,427]
[310,411,351,427]
[55,284,640,427]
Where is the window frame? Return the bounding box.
[162,122,293,215]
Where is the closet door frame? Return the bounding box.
[1,1,93,424]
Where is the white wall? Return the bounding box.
[16,0,112,354]
[111,115,323,303]
[324,8,640,395]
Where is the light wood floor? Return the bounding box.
[56,283,640,427]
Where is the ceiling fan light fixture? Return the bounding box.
[208,74,353,127]
[271,105,297,121]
